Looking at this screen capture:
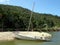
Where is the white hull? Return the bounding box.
[15,31,52,41]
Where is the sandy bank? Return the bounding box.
[0,32,15,41]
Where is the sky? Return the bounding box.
[0,0,60,16]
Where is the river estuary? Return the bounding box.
[0,32,60,45]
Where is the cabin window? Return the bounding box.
[40,37,42,39]
[42,34,44,36]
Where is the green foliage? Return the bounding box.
[0,4,60,31]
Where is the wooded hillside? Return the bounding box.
[0,4,60,31]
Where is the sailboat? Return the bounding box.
[14,2,52,41]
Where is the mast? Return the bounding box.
[28,2,35,31]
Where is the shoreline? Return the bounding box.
[0,31,59,41]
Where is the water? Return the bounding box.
[0,32,60,45]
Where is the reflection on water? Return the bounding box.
[0,32,60,45]
[0,41,15,45]
[15,39,43,45]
